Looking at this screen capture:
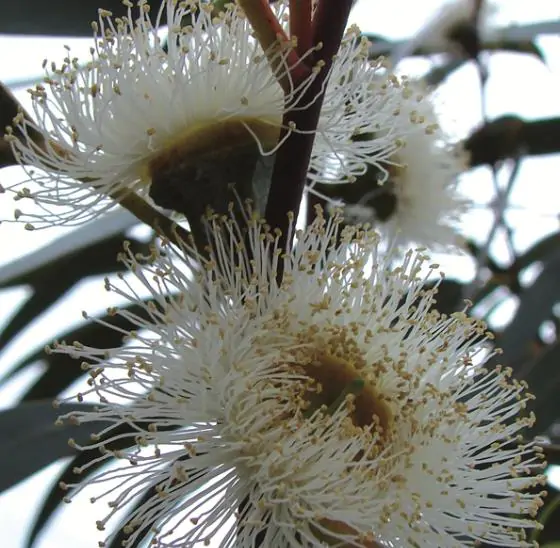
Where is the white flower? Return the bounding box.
[55,210,544,547]
[3,0,426,229]
[337,80,469,250]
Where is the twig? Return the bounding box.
[238,0,309,93]
[110,191,191,247]
[264,0,354,256]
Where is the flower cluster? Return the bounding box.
[2,1,546,546]
[55,210,545,547]
[3,0,448,233]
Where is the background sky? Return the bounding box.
[0,0,559,546]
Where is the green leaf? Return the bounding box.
[26,405,184,547]
[1,300,153,401]
[514,232,560,273]
[465,116,560,167]
[0,234,151,384]
[493,249,560,373]
[530,493,560,545]
[25,451,96,548]
[424,60,466,86]
[0,0,147,36]
[0,210,136,288]
[0,401,101,492]
[523,343,560,435]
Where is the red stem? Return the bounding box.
[264,0,355,260]
[311,0,354,65]
[239,0,309,93]
[289,0,313,58]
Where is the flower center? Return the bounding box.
[301,352,392,436]
[298,351,390,548]
[146,117,281,244]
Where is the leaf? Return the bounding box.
[493,248,560,374]
[17,302,152,401]
[424,59,466,86]
[429,279,465,315]
[513,232,560,273]
[106,486,159,548]
[365,32,546,61]
[25,451,96,548]
[26,405,183,547]
[0,82,44,168]
[0,1,147,36]
[523,343,560,435]
[530,493,560,546]
[0,233,150,374]
[0,401,101,492]
[0,210,137,288]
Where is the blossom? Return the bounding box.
[54,209,544,547]
[328,80,469,250]
[3,0,429,229]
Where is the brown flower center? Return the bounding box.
[145,117,281,245]
[296,351,391,547]
[301,352,392,436]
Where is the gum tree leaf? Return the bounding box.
[0,210,137,288]
[1,1,144,35]
[26,408,183,547]
[15,301,152,401]
[524,342,560,435]
[493,248,560,374]
[0,401,100,492]
[0,234,150,365]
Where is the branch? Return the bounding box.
[366,19,560,60]
[465,116,560,167]
[111,192,191,248]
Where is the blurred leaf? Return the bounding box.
[0,82,44,167]
[494,248,560,374]
[424,59,466,86]
[1,0,229,38]
[465,116,560,167]
[1,1,144,35]
[0,233,151,374]
[15,301,153,401]
[106,486,159,548]
[26,403,184,547]
[26,451,96,548]
[366,31,545,61]
[0,210,137,287]
[523,343,560,435]
[530,493,560,546]
[514,232,560,273]
[542,445,560,466]
[429,279,465,315]
[0,401,100,492]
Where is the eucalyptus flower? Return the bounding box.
[55,209,545,547]
[328,80,469,250]
[4,0,428,229]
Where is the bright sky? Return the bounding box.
[1,1,560,546]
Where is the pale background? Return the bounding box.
[0,0,559,545]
